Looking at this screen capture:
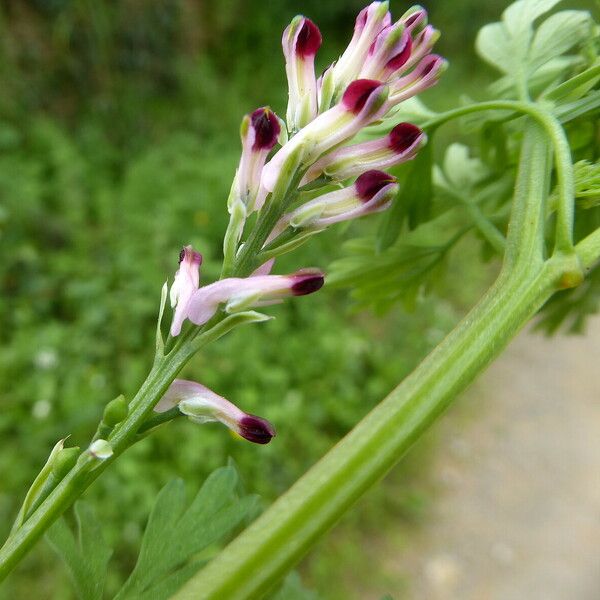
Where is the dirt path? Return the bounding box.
[390,317,600,600]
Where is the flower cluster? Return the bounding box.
[163,2,444,442]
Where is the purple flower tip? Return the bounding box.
[342,79,383,114]
[179,246,202,266]
[386,35,412,71]
[251,107,281,151]
[238,414,276,444]
[356,170,397,201]
[389,122,423,153]
[291,269,325,296]
[296,18,322,57]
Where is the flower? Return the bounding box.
[330,1,392,96]
[401,25,440,72]
[283,16,322,132]
[388,54,447,103]
[261,79,389,193]
[303,122,425,183]
[232,107,281,213]
[184,269,325,327]
[155,379,276,444]
[281,170,398,230]
[359,22,413,82]
[170,246,202,337]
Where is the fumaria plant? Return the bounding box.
[1,0,599,597]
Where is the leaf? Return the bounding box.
[377,142,433,251]
[555,90,600,123]
[502,0,563,49]
[475,0,592,99]
[441,144,489,192]
[331,208,470,311]
[46,502,112,600]
[489,56,577,98]
[13,438,66,530]
[142,560,206,600]
[270,572,320,600]
[528,11,591,73]
[552,160,600,208]
[476,22,514,74]
[116,467,259,599]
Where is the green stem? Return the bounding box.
[576,227,600,270]
[227,150,305,278]
[0,328,208,582]
[504,122,549,270]
[174,256,568,600]
[424,100,575,256]
[448,190,506,254]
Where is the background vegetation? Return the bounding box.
[0,0,594,597]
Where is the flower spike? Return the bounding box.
[304,122,425,183]
[283,16,322,132]
[282,170,398,230]
[155,379,276,444]
[182,270,324,327]
[233,107,281,214]
[170,245,202,337]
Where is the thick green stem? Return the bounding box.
[576,227,600,270]
[173,113,563,600]
[425,100,575,256]
[175,257,567,600]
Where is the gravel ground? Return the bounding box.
[389,317,600,600]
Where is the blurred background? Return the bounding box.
[0,0,598,598]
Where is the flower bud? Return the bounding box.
[388,54,447,105]
[332,2,392,95]
[182,269,325,327]
[102,394,128,427]
[317,64,336,112]
[359,23,412,81]
[234,107,282,213]
[401,25,440,72]
[155,379,276,444]
[303,122,425,183]
[51,447,80,480]
[283,16,322,131]
[88,439,113,460]
[170,245,202,337]
[285,169,398,229]
[400,5,428,34]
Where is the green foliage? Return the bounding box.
[46,502,112,600]
[271,572,320,600]
[476,0,592,98]
[1,0,598,597]
[378,143,433,247]
[569,160,600,208]
[47,466,259,600]
[115,466,258,599]
[331,0,599,327]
